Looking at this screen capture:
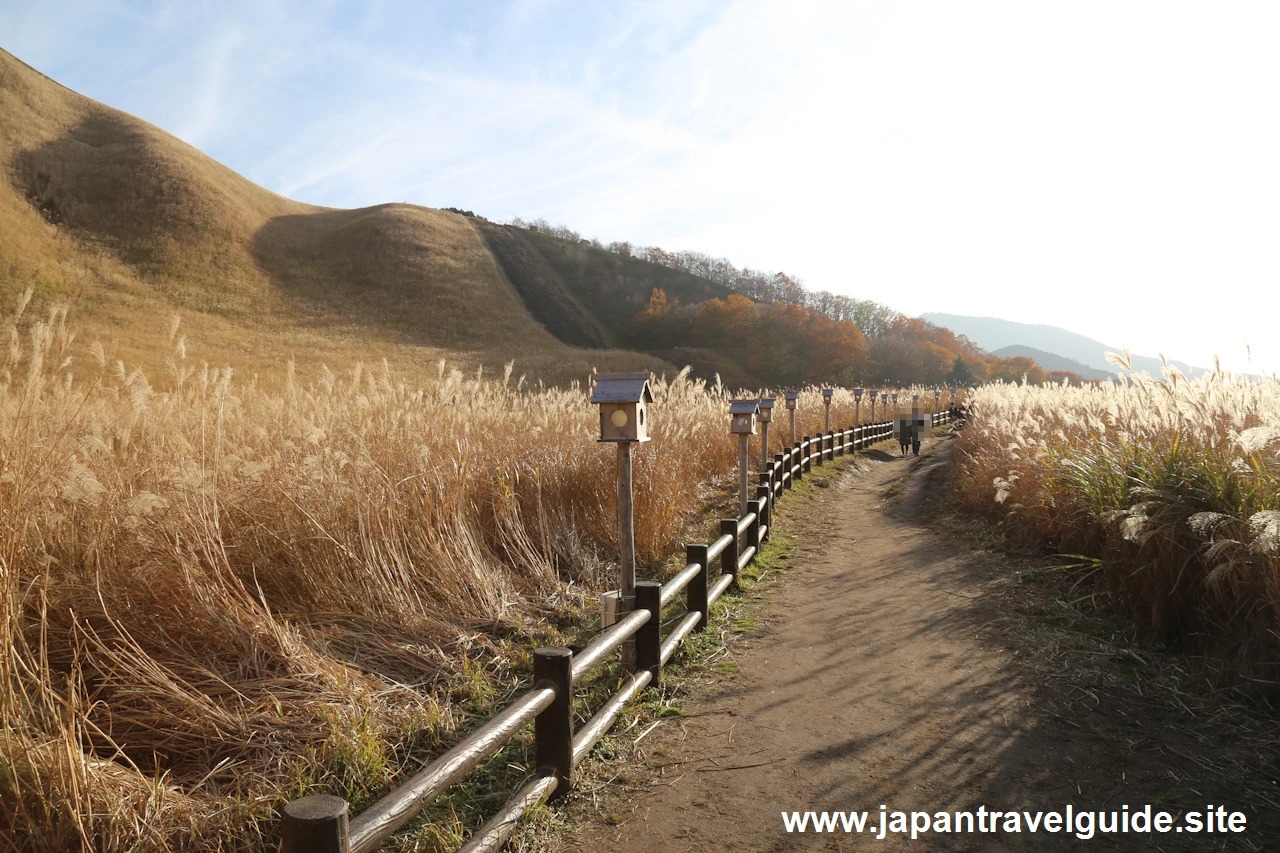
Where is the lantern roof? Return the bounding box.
[590,371,654,404]
[729,399,760,415]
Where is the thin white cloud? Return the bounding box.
[176,30,240,146]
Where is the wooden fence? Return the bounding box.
[279,411,954,853]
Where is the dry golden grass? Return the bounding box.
[0,49,934,849]
[0,287,898,850]
[952,362,1280,683]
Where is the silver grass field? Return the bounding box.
[1,292,883,851]
[954,358,1280,684]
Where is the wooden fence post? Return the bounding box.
[635,582,662,684]
[534,648,573,797]
[757,473,771,540]
[776,452,790,490]
[281,795,350,853]
[719,519,738,580]
[687,543,710,630]
[746,499,761,559]
[802,437,812,473]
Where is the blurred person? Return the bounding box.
[895,406,928,457]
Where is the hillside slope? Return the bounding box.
[473,220,616,349]
[0,48,671,385]
[518,229,739,338]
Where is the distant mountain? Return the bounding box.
[989,346,1114,381]
[922,313,1208,379]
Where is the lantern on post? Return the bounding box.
[853,388,864,427]
[821,388,834,433]
[590,372,653,653]
[783,391,800,446]
[870,390,879,423]
[934,388,941,413]
[757,398,775,469]
[729,400,759,517]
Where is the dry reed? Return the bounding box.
[0,292,896,851]
[952,358,1280,684]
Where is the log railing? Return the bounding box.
[279,411,952,853]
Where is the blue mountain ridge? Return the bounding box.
[922,313,1209,379]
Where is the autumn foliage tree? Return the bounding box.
[520,219,1070,388]
[986,355,1048,385]
[629,290,870,386]
[1046,369,1087,386]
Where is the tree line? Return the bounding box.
[511,217,1096,388]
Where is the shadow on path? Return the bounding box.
[571,436,1278,852]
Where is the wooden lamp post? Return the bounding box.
[853,388,863,428]
[729,400,759,517]
[590,371,653,655]
[934,389,941,413]
[757,398,775,468]
[870,390,879,423]
[784,391,799,446]
[821,388,834,433]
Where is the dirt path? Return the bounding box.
[569,434,1277,852]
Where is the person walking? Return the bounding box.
[895,412,911,456]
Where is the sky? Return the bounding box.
[3,0,1278,374]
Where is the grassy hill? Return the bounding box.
[0,47,676,387]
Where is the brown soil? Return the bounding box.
[566,434,1279,852]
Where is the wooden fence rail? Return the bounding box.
[280,411,953,853]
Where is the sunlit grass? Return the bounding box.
[0,292,906,850]
[952,359,1280,681]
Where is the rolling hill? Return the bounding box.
[922,312,1209,379]
[1,47,732,387]
[14,46,1153,395]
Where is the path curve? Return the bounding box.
[570,433,1271,852]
